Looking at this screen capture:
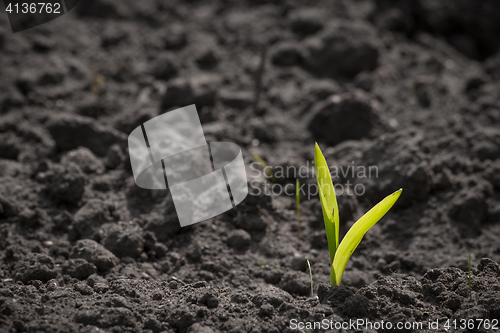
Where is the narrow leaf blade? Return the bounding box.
[296,179,301,250]
[252,152,276,183]
[314,143,339,264]
[332,189,402,285]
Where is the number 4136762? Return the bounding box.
[443,319,498,331]
[6,3,61,14]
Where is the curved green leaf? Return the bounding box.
[314,143,339,265]
[331,188,402,285]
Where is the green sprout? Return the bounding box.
[306,259,313,297]
[252,152,276,183]
[469,253,472,301]
[315,143,402,285]
[296,179,301,250]
[91,66,105,97]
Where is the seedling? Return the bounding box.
[315,143,402,285]
[91,66,105,97]
[253,46,267,113]
[469,253,472,301]
[306,259,313,297]
[252,152,276,183]
[296,179,301,250]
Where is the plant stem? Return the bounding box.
[469,253,472,301]
[296,179,301,250]
[253,46,267,114]
[330,206,337,285]
[252,152,276,183]
[91,66,105,97]
[306,260,313,297]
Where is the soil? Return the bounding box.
[1,0,500,332]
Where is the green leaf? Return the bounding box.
[314,143,339,265]
[331,188,402,285]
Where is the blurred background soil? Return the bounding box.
[0,0,499,332]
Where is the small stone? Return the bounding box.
[164,23,188,50]
[478,258,500,277]
[14,253,57,283]
[46,279,58,291]
[152,52,179,80]
[308,91,379,145]
[62,259,97,280]
[47,113,126,157]
[86,274,108,287]
[304,20,380,77]
[226,230,251,249]
[196,47,219,69]
[70,239,119,271]
[52,211,73,231]
[187,323,215,333]
[100,222,144,259]
[144,214,181,241]
[47,163,86,204]
[93,283,109,294]
[104,144,124,169]
[42,241,53,248]
[258,303,275,317]
[61,147,105,174]
[199,292,219,308]
[106,295,129,308]
[74,282,94,295]
[152,292,163,300]
[73,200,113,239]
[30,280,43,289]
[153,243,168,258]
[270,42,305,67]
[185,242,202,262]
[235,214,267,231]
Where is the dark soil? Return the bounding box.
[1,0,500,332]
